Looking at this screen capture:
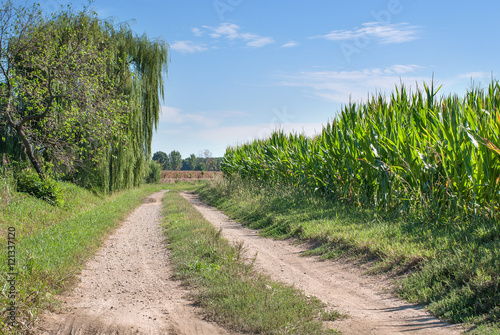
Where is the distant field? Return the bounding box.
[160,170,222,183]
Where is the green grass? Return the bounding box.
[161,188,340,334]
[0,181,105,243]
[0,181,167,334]
[199,176,500,334]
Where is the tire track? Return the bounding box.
[36,191,231,335]
[181,191,465,335]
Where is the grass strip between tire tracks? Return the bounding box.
[161,189,341,334]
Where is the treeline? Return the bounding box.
[152,150,223,171]
[0,1,168,193]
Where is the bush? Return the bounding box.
[145,160,162,184]
[15,168,63,206]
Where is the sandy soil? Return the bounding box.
[181,191,466,335]
[36,191,231,335]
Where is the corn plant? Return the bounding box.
[222,81,500,221]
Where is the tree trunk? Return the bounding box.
[16,124,45,180]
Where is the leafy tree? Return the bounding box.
[69,18,168,192]
[195,161,206,171]
[0,2,169,192]
[186,153,197,170]
[145,160,161,183]
[152,151,168,169]
[168,150,182,170]
[180,159,190,170]
[94,27,168,192]
[201,149,217,171]
[0,2,125,179]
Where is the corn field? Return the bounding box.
[221,81,500,219]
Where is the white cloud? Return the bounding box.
[206,23,240,39]
[199,122,324,147]
[200,23,275,48]
[281,41,299,48]
[216,110,250,117]
[170,40,208,53]
[385,64,423,74]
[439,72,496,95]
[247,37,275,48]
[192,27,202,37]
[279,65,429,103]
[159,106,219,127]
[316,22,420,44]
[457,71,492,80]
[159,107,250,128]
[160,106,182,123]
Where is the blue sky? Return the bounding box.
[27,0,500,158]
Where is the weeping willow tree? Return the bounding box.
[70,19,169,192]
[82,26,169,192]
[0,2,169,192]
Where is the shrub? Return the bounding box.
[145,160,162,184]
[15,168,63,206]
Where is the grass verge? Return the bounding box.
[161,188,340,334]
[199,176,500,335]
[0,182,167,334]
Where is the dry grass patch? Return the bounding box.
[160,170,222,183]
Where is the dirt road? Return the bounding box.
[181,192,465,335]
[37,191,231,335]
